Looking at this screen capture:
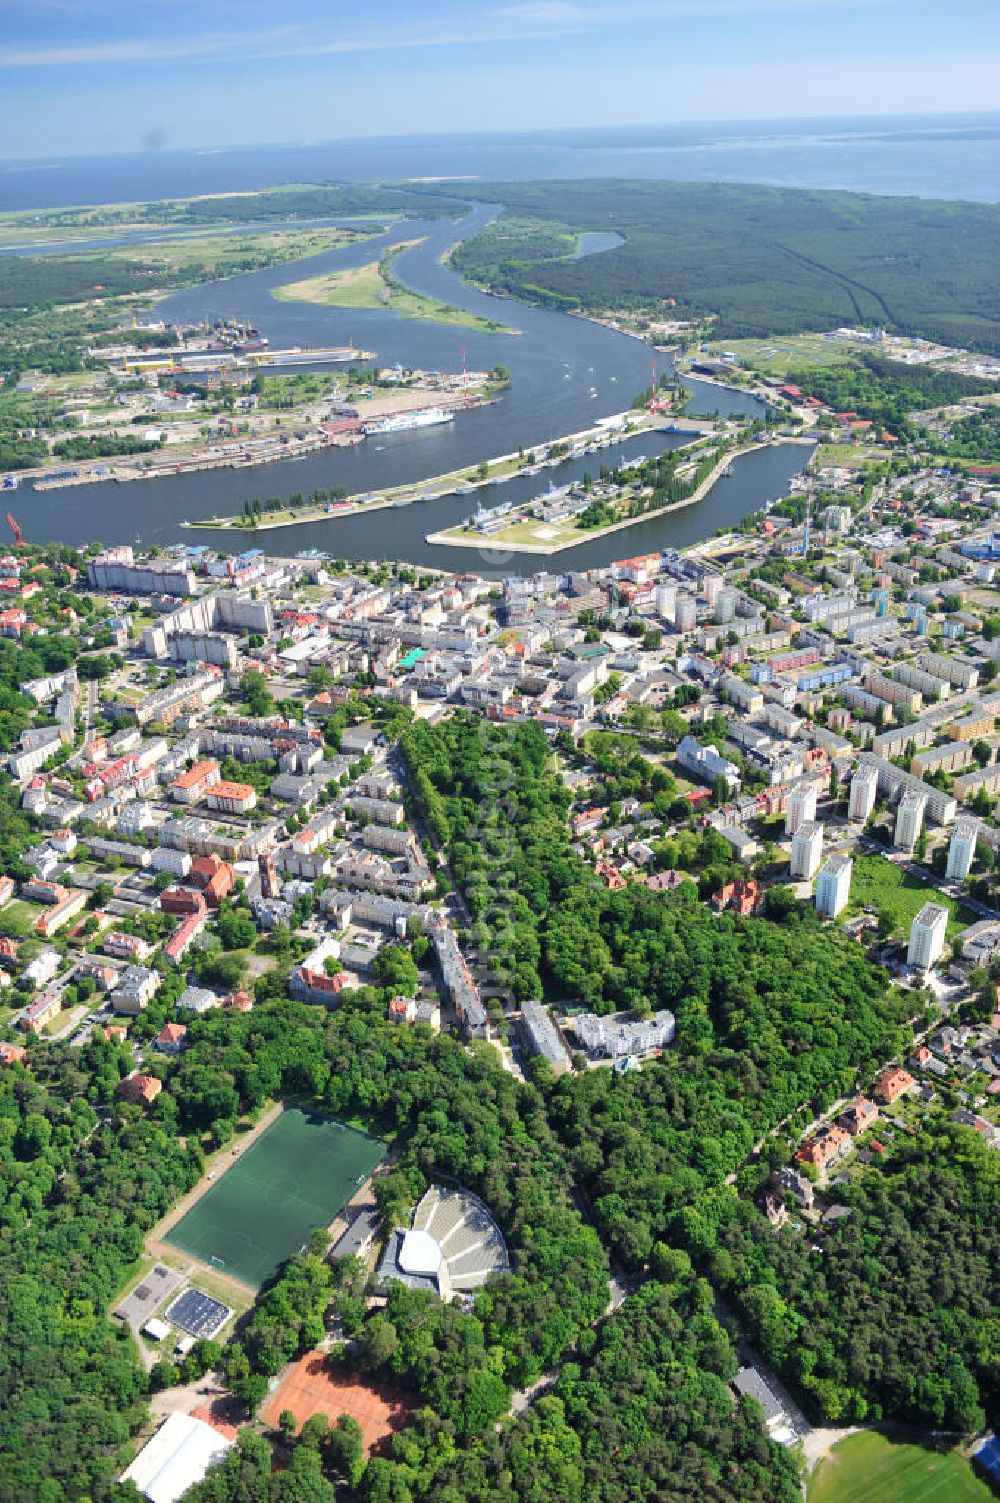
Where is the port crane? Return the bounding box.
[5,513,24,548]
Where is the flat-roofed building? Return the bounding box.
[816,852,852,917]
[848,760,879,822]
[894,788,927,852]
[911,741,973,778]
[907,902,948,971]
[856,755,957,826]
[790,819,823,880]
[946,818,980,882]
[519,1000,572,1075]
[785,779,818,835]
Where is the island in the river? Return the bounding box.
[272,239,517,335]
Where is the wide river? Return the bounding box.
[13,202,809,574]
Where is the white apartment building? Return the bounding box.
[907,902,948,971]
[790,820,824,881]
[815,852,852,918]
[894,789,927,852]
[848,761,879,823]
[785,779,819,836]
[946,818,979,882]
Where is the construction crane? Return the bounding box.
[5,513,23,549]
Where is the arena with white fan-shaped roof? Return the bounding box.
[377,1185,509,1299]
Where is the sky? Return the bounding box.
[3,0,1000,159]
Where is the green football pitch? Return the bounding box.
[809,1432,993,1503]
[165,1108,386,1288]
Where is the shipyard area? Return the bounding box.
[4,319,507,493]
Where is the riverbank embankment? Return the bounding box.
[425,437,814,556]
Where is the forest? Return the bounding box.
[400,718,999,1437]
[357,1268,802,1503]
[442,180,1000,352]
[0,1051,203,1501]
[706,1125,1000,1431]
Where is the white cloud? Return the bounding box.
[0,9,579,69]
[495,0,907,19]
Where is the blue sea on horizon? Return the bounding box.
[1,113,998,211]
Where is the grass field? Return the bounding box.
[813,442,888,471]
[704,332,867,376]
[845,854,975,940]
[273,241,514,334]
[165,1107,386,1288]
[809,1432,993,1503]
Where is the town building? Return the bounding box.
[111,965,160,1015]
[815,852,852,917]
[676,735,740,793]
[570,1008,675,1062]
[894,788,927,853]
[946,818,980,882]
[907,902,949,971]
[790,820,823,881]
[518,1000,572,1075]
[785,779,819,835]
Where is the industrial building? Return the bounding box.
[120,1411,233,1503]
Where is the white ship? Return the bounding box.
[363,407,455,436]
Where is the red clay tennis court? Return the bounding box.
[261,1353,413,1456]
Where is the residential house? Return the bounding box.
[796,1124,852,1171]
[154,1022,187,1055]
[118,1072,163,1107]
[873,1067,915,1104]
[840,1097,879,1136]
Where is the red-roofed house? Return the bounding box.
[796,1123,852,1171]
[189,855,235,907]
[154,1022,187,1055]
[873,1067,915,1104]
[118,1072,162,1107]
[222,990,253,1013]
[712,878,763,917]
[840,1097,879,1136]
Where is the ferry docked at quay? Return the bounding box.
[362,407,455,437]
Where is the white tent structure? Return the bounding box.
[121,1412,232,1503]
